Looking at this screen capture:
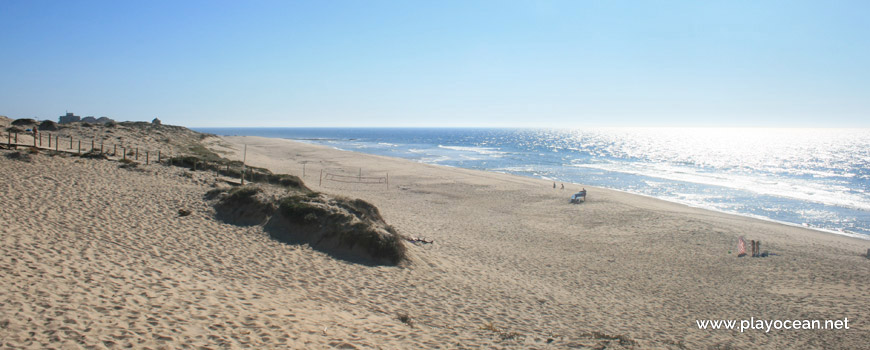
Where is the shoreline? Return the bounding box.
[568,184,870,241]
[213,134,870,252]
[209,136,870,347]
[243,135,870,243]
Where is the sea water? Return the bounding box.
[195,127,870,238]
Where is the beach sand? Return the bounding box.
[2,133,869,349]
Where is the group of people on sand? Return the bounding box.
[554,182,585,193]
[553,182,586,192]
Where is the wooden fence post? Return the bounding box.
[100,141,103,154]
[33,133,37,147]
[55,136,59,151]
[91,140,95,152]
[77,140,81,154]
[146,151,149,165]
[48,133,52,148]
[122,147,126,160]
[113,144,117,156]
[241,144,247,185]
[135,147,139,161]
[70,136,73,149]
[7,131,10,146]
[157,151,161,163]
[319,169,323,187]
[15,132,18,144]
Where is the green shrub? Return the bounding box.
[5,151,32,162]
[11,118,36,126]
[213,186,275,226]
[266,174,309,191]
[278,195,330,224]
[227,186,262,200]
[275,194,406,264]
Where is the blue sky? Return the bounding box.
[1,0,868,127]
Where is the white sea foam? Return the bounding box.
[603,186,870,240]
[437,145,506,156]
[574,161,870,211]
[216,126,870,236]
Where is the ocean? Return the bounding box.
[195,127,870,239]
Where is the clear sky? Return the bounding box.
[1,0,868,127]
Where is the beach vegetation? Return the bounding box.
[397,312,414,328]
[118,158,138,169]
[268,194,406,265]
[581,331,638,346]
[38,120,59,131]
[480,322,523,341]
[213,186,275,226]
[204,187,228,200]
[11,118,36,126]
[265,173,309,191]
[187,143,222,162]
[227,185,262,200]
[277,195,331,223]
[5,151,33,162]
[79,150,108,160]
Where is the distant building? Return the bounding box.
[58,112,80,124]
[152,118,161,125]
[81,116,98,123]
[96,117,115,124]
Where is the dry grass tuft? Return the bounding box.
[5,151,33,162]
[581,331,638,346]
[212,186,276,226]
[396,313,414,328]
[480,322,523,341]
[279,195,406,264]
[118,158,138,169]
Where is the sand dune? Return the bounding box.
[2,133,869,349]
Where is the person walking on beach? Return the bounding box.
[560,183,564,189]
[553,182,556,189]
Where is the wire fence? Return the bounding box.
[2,129,256,182]
[318,167,389,191]
[3,130,393,191]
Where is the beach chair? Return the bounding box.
[570,190,586,204]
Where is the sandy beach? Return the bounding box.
[2,131,869,349]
